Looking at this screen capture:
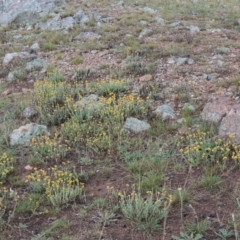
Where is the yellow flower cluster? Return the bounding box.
[33,79,76,124]
[61,92,148,153]
[30,134,70,163]
[26,166,84,206]
[0,152,15,182]
[178,126,240,167]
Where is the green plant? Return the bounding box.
[199,175,222,190]
[71,56,84,65]
[172,188,191,205]
[214,228,234,240]
[186,219,211,235]
[26,165,85,206]
[16,193,44,214]
[172,232,203,240]
[86,79,131,97]
[118,189,172,233]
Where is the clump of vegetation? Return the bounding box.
[118,187,172,233]
[29,134,70,164]
[26,165,85,206]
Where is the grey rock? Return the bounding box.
[74,32,101,40]
[23,106,38,118]
[201,97,232,123]
[219,104,240,142]
[140,20,147,25]
[217,47,230,54]
[212,54,224,59]
[187,58,195,65]
[117,1,124,7]
[30,43,40,53]
[142,7,157,14]
[35,16,75,30]
[238,18,240,25]
[217,60,224,67]
[154,104,175,120]
[176,57,188,66]
[189,25,200,34]
[203,74,217,81]
[124,117,150,133]
[26,58,47,71]
[3,52,36,66]
[139,28,152,38]
[155,17,165,25]
[167,57,175,64]
[10,123,49,146]
[6,72,15,82]
[0,0,65,26]
[170,21,181,27]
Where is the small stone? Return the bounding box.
[139,74,153,83]
[176,57,188,66]
[217,47,230,54]
[6,72,15,82]
[24,165,33,170]
[2,89,12,96]
[22,88,32,94]
[30,43,40,53]
[23,106,37,118]
[187,58,195,65]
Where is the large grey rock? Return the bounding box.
[124,117,150,133]
[3,52,36,66]
[154,104,175,120]
[35,15,75,31]
[10,123,49,146]
[201,97,232,123]
[219,104,240,142]
[0,0,65,26]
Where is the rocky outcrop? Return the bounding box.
[0,0,66,26]
[10,123,49,146]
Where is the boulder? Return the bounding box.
[3,52,36,66]
[10,123,49,146]
[124,117,150,133]
[219,104,240,142]
[0,0,66,26]
[201,97,232,123]
[154,104,175,121]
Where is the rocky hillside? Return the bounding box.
[1,0,240,239]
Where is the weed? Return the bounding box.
[172,232,203,240]
[70,56,84,65]
[29,134,70,164]
[214,228,234,240]
[199,175,222,190]
[186,219,211,235]
[26,165,85,206]
[118,188,172,233]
